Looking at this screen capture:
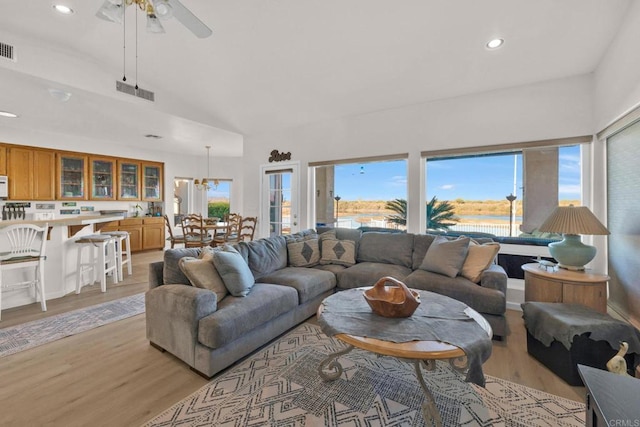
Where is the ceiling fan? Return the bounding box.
[96,0,212,38]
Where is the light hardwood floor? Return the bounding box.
[0,251,584,426]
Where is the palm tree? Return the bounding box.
[426,196,458,230]
[385,197,458,230]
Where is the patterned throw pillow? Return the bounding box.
[287,236,321,267]
[320,237,356,266]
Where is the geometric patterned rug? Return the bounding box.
[0,293,145,358]
[143,323,585,427]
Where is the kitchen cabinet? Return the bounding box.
[96,217,164,252]
[7,147,55,200]
[58,153,88,200]
[117,160,140,200]
[90,156,116,200]
[142,217,165,250]
[0,146,6,175]
[142,162,163,201]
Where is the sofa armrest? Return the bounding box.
[145,285,218,366]
[149,261,164,289]
[479,263,507,295]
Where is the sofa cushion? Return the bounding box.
[178,250,228,302]
[404,269,505,315]
[461,241,500,283]
[336,262,413,290]
[313,263,347,274]
[258,267,336,304]
[320,237,357,266]
[357,232,414,268]
[317,227,362,243]
[412,234,437,269]
[212,245,255,297]
[238,236,288,278]
[198,283,298,348]
[286,234,321,267]
[419,236,470,278]
[163,247,203,285]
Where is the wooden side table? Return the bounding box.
[521,263,609,313]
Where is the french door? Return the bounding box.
[261,163,299,238]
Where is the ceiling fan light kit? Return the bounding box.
[96,0,212,38]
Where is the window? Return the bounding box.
[313,158,407,230]
[425,145,581,239]
[207,180,231,220]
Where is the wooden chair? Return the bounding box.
[239,216,257,242]
[164,214,187,248]
[181,214,213,248]
[212,213,242,246]
[0,223,48,320]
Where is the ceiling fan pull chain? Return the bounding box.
[122,1,127,82]
[135,2,139,90]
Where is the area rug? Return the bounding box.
[143,323,585,427]
[0,293,145,358]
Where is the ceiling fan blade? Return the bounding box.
[168,0,213,38]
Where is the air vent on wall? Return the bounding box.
[116,81,155,102]
[0,42,16,62]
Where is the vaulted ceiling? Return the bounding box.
[0,0,631,156]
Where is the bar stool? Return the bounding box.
[75,234,118,293]
[101,230,132,281]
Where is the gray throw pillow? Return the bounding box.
[212,245,255,297]
[419,236,470,278]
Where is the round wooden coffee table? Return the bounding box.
[316,288,492,427]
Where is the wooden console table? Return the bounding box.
[522,263,609,313]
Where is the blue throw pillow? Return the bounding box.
[212,245,255,297]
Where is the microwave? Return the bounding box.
[0,175,7,198]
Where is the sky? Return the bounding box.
[334,145,581,201]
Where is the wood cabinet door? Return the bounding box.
[90,156,116,201]
[119,225,143,252]
[142,224,165,250]
[7,147,33,200]
[563,282,607,313]
[524,273,563,303]
[142,162,163,201]
[33,150,56,200]
[58,154,88,200]
[117,160,140,200]
[0,146,7,175]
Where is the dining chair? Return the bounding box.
[0,223,48,320]
[238,216,258,242]
[181,214,213,248]
[164,214,187,248]
[212,213,242,246]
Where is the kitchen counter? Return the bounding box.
[0,215,124,237]
[0,214,127,311]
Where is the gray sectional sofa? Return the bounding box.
[146,228,507,378]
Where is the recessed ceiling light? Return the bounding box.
[0,111,19,118]
[53,4,74,15]
[486,38,504,50]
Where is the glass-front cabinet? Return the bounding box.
[90,156,116,200]
[142,162,163,201]
[117,160,140,200]
[58,154,88,200]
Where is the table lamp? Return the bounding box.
[538,205,610,270]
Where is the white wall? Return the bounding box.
[243,74,594,236]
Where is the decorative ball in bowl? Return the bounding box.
[363,276,421,318]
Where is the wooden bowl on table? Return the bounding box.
[363,276,421,318]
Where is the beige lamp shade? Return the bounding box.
[538,205,609,236]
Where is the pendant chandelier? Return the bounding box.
[194,145,219,191]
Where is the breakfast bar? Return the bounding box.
[0,214,124,311]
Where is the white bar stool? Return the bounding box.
[75,234,118,293]
[101,230,132,281]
